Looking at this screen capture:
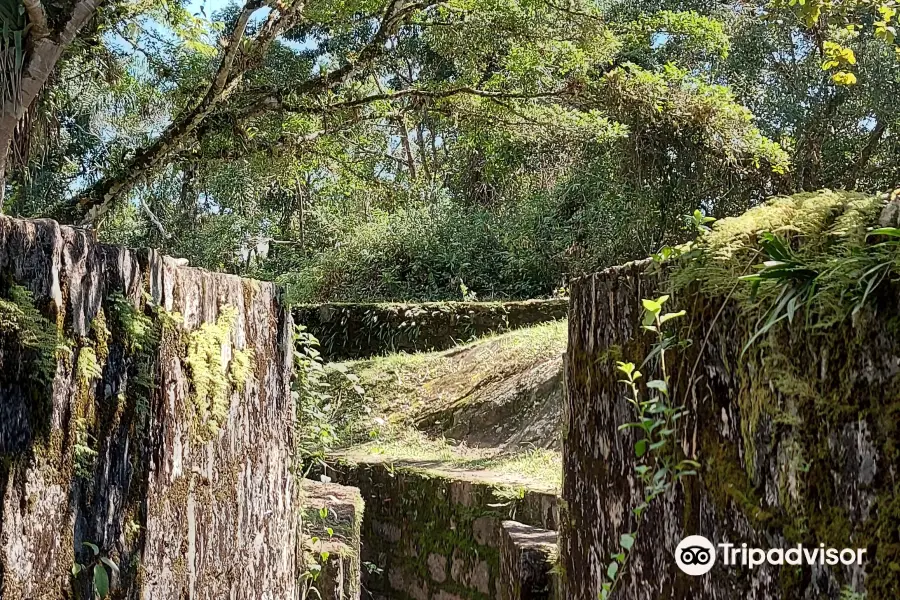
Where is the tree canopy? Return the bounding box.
[0,0,897,301]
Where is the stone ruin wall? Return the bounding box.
[0,216,298,599]
[562,261,898,599]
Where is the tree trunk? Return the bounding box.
[395,116,417,179]
[0,0,105,211]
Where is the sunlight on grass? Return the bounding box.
[346,429,563,492]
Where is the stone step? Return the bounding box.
[301,479,365,600]
[498,521,559,600]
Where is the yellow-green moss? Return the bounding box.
[185,306,254,439]
[229,348,255,392]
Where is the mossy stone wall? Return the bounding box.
[329,460,558,600]
[0,216,298,599]
[293,299,568,360]
[562,258,898,599]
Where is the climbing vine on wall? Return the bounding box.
[602,295,698,599]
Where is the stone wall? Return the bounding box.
[562,261,899,599]
[0,217,298,599]
[293,299,567,360]
[328,459,559,600]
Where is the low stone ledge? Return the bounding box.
[498,521,558,600]
[293,298,568,360]
[302,480,365,600]
[323,456,560,600]
[303,539,354,600]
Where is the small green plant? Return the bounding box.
[71,542,118,599]
[73,418,98,479]
[602,295,698,599]
[459,279,478,301]
[839,587,866,600]
[0,284,62,384]
[109,293,156,352]
[301,505,340,600]
[690,208,717,233]
[293,324,368,472]
[737,223,900,354]
[76,347,103,385]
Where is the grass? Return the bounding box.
[347,319,567,425]
[341,429,563,492]
[316,320,568,493]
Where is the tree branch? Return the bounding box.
[22,0,50,39]
[841,118,888,190]
[249,85,569,116]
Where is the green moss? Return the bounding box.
[863,488,900,600]
[184,305,253,439]
[348,430,562,492]
[0,283,61,385]
[701,433,773,525]
[229,348,255,392]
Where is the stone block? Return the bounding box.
[302,480,364,600]
[498,520,558,600]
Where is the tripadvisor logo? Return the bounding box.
[674,535,867,576]
[675,535,716,576]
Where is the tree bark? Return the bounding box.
[395,116,417,179]
[0,0,105,212]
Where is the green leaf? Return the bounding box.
[83,542,100,556]
[607,561,619,580]
[100,557,119,575]
[646,379,668,395]
[620,533,636,550]
[72,563,83,577]
[93,564,110,598]
[867,227,900,238]
[659,310,686,324]
[616,361,635,377]
[641,298,661,314]
[634,439,647,457]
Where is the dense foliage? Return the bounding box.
[0,0,898,301]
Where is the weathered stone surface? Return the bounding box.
[302,479,364,600]
[302,539,353,600]
[327,458,559,600]
[498,521,557,600]
[427,552,448,583]
[294,299,568,360]
[0,216,297,599]
[562,261,899,599]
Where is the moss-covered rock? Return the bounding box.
[0,215,298,600]
[563,191,900,600]
[294,299,568,360]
